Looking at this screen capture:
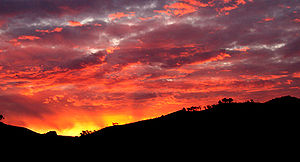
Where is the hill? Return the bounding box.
[0,122,76,145]
[1,95,300,146]
[265,95,300,104]
[79,96,300,145]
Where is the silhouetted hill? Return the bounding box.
[0,122,76,145]
[0,122,39,136]
[80,96,300,146]
[1,95,300,146]
[265,95,300,104]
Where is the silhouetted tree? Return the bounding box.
[218,100,222,104]
[0,114,4,121]
[221,98,234,103]
[221,98,228,103]
[186,106,201,111]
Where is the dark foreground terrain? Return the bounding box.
[1,96,300,146]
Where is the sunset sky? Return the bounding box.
[1,0,300,136]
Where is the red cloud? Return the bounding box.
[138,17,153,21]
[263,17,274,22]
[293,72,300,78]
[0,20,6,27]
[294,18,300,23]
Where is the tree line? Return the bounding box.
[183,98,255,112]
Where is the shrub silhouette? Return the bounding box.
[45,131,57,136]
[186,106,201,111]
[80,130,94,136]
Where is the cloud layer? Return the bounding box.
[1,0,300,135]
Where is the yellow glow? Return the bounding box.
[58,122,100,136]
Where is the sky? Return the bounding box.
[0,0,300,136]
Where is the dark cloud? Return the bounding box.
[0,94,53,118]
[127,92,157,100]
[62,51,105,70]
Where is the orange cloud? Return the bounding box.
[189,52,231,65]
[155,2,198,16]
[218,5,239,13]
[217,0,248,15]
[240,74,288,80]
[237,46,250,52]
[154,0,247,16]
[106,46,120,54]
[17,35,41,40]
[35,29,50,33]
[94,23,102,27]
[223,0,246,5]
[108,12,135,20]
[167,3,198,16]
[36,27,63,33]
[153,0,214,17]
[208,52,231,62]
[181,0,212,7]
[52,27,63,32]
[68,20,83,27]
[236,0,247,5]
[9,35,40,46]
[153,9,172,16]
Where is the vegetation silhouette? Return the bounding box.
[219,97,234,104]
[1,95,300,146]
[0,114,4,121]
